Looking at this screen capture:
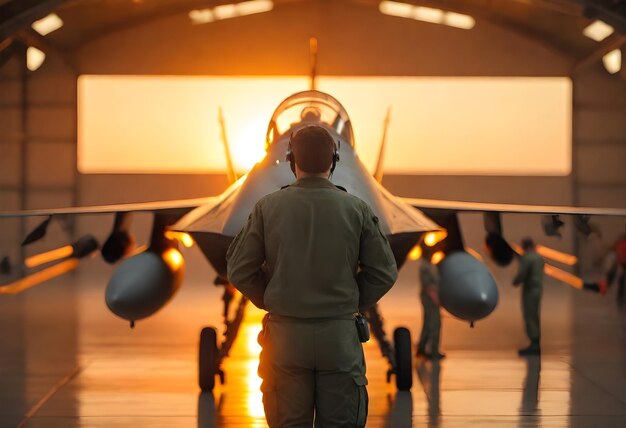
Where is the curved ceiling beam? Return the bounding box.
[0,0,65,40]
[582,0,626,34]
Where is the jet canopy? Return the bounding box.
[265,90,354,148]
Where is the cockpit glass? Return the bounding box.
[266,91,354,146]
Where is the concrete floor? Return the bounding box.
[1,255,625,427]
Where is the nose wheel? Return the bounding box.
[393,327,413,391]
[198,291,249,392]
[199,327,220,392]
[366,305,413,391]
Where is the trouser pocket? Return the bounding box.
[353,375,368,427]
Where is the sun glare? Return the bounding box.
[78,76,571,176]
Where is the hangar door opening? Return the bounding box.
[78,76,571,175]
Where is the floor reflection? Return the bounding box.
[416,358,441,425]
[520,356,541,416]
[1,267,626,427]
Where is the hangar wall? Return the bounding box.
[0,49,77,270]
[1,0,625,280]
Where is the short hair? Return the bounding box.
[291,126,336,174]
[521,238,535,251]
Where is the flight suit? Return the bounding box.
[513,252,545,344]
[417,259,441,356]
[226,177,398,427]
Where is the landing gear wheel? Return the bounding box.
[199,327,218,392]
[394,327,413,391]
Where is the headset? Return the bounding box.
[285,127,340,177]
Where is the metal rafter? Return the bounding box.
[0,0,65,40]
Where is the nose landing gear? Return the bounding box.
[366,305,413,391]
[198,288,248,392]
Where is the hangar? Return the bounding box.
[1,1,625,427]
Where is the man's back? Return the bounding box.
[225,125,398,428]
[227,176,397,318]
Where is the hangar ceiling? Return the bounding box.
[0,0,625,75]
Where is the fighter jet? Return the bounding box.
[2,45,625,391]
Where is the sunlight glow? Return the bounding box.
[424,231,448,247]
[25,245,73,268]
[466,247,483,261]
[536,244,577,266]
[407,244,422,261]
[431,251,445,265]
[244,323,264,418]
[31,13,64,36]
[165,231,194,248]
[78,76,571,175]
[0,259,80,295]
[544,264,583,289]
[162,248,184,270]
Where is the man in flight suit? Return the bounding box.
[416,255,445,359]
[226,125,398,427]
[513,238,545,356]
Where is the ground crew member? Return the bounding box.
[513,238,545,356]
[608,226,626,305]
[416,256,445,359]
[226,125,398,427]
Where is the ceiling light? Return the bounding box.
[189,9,214,24]
[213,4,238,20]
[31,13,63,36]
[27,47,46,71]
[379,1,414,19]
[444,12,475,30]
[602,49,621,74]
[236,0,273,16]
[379,1,475,30]
[583,20,614,42]
[414,6,444,24]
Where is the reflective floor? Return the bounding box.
[1,258,625,427]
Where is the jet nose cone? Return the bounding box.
[105,251,183,321]
[439,252,499,322]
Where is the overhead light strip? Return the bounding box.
[602,49,622,74]
[582,20,614,42]
[379,1,475,30]
[26,47,46,71]
[189,0,273,25]
[31,13,64,36]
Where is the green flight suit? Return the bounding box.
[226,177,398,427]
[417,259,441,354]
[513,251,545,344]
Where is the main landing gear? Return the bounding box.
[198,283,248,392]
[198,286,413,392]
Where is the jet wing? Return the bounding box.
[402,197,626,217]
[0,197,218,218]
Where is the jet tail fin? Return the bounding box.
[373,106,391,183]
[309,37,318,90]
[218,107,238,185]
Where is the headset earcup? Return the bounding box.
[330,150,339,174]
[289,153,296,174]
